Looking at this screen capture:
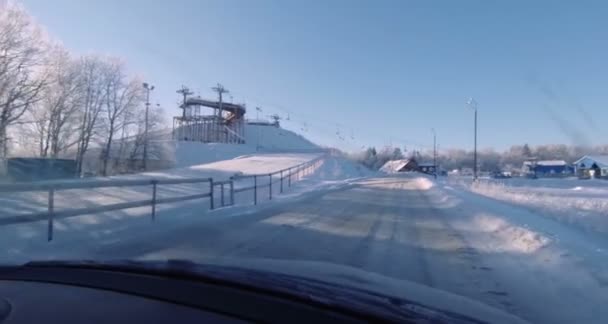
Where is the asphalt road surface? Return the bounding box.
[95,176,608,324]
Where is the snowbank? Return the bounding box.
[460,178,608,234]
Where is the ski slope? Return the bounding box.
[152,123,322,168]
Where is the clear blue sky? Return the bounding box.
[20,0,608,152]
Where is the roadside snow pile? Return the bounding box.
[471,214,551,254]
[415,177,434,190]
[466,179,608,233]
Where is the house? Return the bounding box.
[573,155,608,179]
[417,162,436,174]
[380,159,418,173]
[522,160,574,178]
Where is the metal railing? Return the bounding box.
[0,177,214,241]
[212,180,235,209]
[0,155,325,241]
[231,156,324,205]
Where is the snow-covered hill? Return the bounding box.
[83,123,323,171]
[170,123,321,168]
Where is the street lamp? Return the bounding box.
[142,82,154,171]
[467,98,478,180]
[431,128,437,178]
[255,107,262,151]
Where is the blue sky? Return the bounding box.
[20,0,608,152]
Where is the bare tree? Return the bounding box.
[127,104,164,171]
[0,4,47,158]
[100,60,143,175]
[74,55,109,175]
[28,46,82,158]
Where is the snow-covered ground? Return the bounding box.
[450,176,608,234]
[4,150,608,322]
[0,153,372,261]
[27,172,604,323]
[0,153,325,227]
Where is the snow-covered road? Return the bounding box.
[86,175,608,324]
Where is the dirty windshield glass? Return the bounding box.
[1,1,607,323]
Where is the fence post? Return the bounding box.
[209,179,215,210]
[288,167,292,187]
[280,170,284,193]
[269,174,272,200]
[151,180,158,221]
[221,183,225,207]
[230,180,234,206]
[47,188,54,241]
[254,175,257,205]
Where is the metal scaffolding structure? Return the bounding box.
[173,96,246,144]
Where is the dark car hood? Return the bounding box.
[25,258,528,324]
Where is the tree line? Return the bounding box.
[351,143,608,172]
[0,4,164,176]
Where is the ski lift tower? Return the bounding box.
[172,85,247,144]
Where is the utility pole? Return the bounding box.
[432,128,437,179]
[142,82,154,171]
[176,85,193,118]
[212,83,229,142]
[255,107,262,151]
[467,98,478,180]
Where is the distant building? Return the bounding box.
[573,155,608,179]
[380,159,418,173]
[459,168,474,176]
[522,160,574,178]
[417,162,436,174]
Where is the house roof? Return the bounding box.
[574,155,608,168]
[380,159,413,173]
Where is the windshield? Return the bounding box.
[1,1,607,323]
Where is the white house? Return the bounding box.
[573,155,608,179]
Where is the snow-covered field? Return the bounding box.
[450,177,608,234]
